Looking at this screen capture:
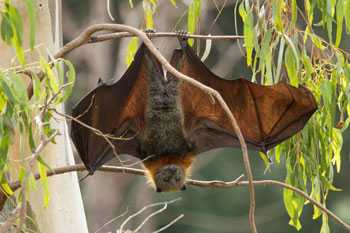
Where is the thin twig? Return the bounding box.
[94,207,128,233]
[152,214,184,233]
[118,198,181,233]
[4,163,350,232]
[133,202,168,232]
[89,31,243,43]
[51,108,130,166]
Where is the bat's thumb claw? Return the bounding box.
[209,94,216,104]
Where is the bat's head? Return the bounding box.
[143,153,194,192]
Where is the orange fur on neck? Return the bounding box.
[143,153,195,186]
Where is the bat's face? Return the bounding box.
[143,152,194,192]
[154,164,186,192]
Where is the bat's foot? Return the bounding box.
[97,77,104,85]
[175,30,189,48]
[144,29,156,38]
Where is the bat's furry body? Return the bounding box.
[139,56,195,191]
[140,59,190,159]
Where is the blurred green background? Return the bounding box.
[64,1,350,232]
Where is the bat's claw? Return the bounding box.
[97,77,104,85]
[144,29,156,38]
[175,30,189,48]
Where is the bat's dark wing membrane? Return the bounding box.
[171,41,317,154]
[71,44,149,173]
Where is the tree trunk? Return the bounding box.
[0,1,89,232]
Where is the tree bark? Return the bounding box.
[0,1,89,232]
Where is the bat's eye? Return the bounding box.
[156,187,162,192]
[186,141,195,150]
[181,185,187,191]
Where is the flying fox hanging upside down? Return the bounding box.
[71,36,317,192]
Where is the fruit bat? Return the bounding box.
[71,37,317,192]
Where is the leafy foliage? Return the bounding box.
[237,1,350,231]
[0,0,76,215]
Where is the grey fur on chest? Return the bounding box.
[139,73,190,157]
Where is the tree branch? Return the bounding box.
[3,163,350,231]
[88,31,243,43]
[46,23,257,233]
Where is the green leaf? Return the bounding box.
[59,60,76,103]
[0,91,7,114]
[9,73,29,104]
[274,144,281,164]
[32,73,41,101]
[0,13,13,44]
[320,213,330,233]
[259,29,273,84]
[335,0,344,47]
[284,46,299,87]
[275,36,285,82]
[170,0,176,7]
[283,188,303,230]
[40,57,59,93]
[258,152,270,167]
[125,37,139,66]
[272,0,285,31]
[28,123,36,152]
[310,176,322,219]
[0,75,18,104]
[128,0,134,8]
[25,174,36,193]
[7,3,25,64]
[1,182,13,195]
[0,5,25,64]
[25,0,37,49]
[38,160,50,207]
[284,156,305,230]
[8,4,23,46]
[18,167,26,184]
[305,0,314,25]
[143,0,155,29]
[239,3,254,66]
[187,0,201,46]
[345,0,350,33]
[331,128,342,172]
[320,79,333,110]
[291,0,297,27]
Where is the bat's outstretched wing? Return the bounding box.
[171,39,317,154]
[71,44,153,173]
